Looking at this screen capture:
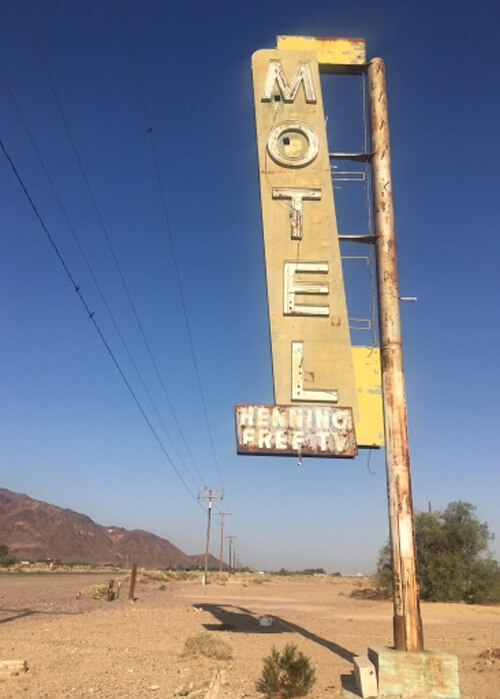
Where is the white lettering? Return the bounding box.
[291,341,339,403]
[318,431,329,451]
[272,188,321,240]
[238,405,255,426]
[256,406,270,427]
[271,407,287,428]
[284,262,329,316]
[262,60,316,103]
[258,429,272,449]
[315,408,330,430]
[332,433,348,452]
[292,431,304,450]
[289,409,303,429]
[267,121,319,169]
[275,430,288,450]
[242,427,255,446]
[332,409,353,431]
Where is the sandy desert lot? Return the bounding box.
[0,571,499,698]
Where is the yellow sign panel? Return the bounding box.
[353,346,384,447]
[276,36,366,67]
[252,49,359,421]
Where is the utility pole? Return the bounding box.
[216,511,231,573]
[198,488,223,583]
[368,57,424,652]
[226,535,236,572]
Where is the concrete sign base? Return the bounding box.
[368,646,459,698]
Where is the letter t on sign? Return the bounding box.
[272,188,321,240]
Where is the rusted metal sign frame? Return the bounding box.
[235,404,357,458]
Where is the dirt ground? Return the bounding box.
[0,572,498,698]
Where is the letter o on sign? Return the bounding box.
[267,121,319,168]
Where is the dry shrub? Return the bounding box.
[350,577,388,600]
[137,569,171,584]
[350,586,388,600]
[170,570,189,581]
[80,584,109,600]
[132,569,193,584]
[181,632,232,660]
[478,648,500,660]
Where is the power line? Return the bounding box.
[0,66,200,492]
[17,0,208,489]
[0,137,202,510]
[123,0,223,488]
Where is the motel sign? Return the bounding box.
[235,47,365,458]
[252,50,358,415]
[235,37,426,657]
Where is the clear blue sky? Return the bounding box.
[1,0,499,573]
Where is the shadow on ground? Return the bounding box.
[0,607,83,624]
[194,602,356,663]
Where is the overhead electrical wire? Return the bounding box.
[0,138,203,510]
[123,0,224,488]
[17,0,208,488]
[0,67,200,492]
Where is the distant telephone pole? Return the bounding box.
[216,511,231,573]
[198,488,224,582]
[226,535,236,572]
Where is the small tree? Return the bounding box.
[259,644,316,698]
[0,544,16,567]
[377,501,500,603]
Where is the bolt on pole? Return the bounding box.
[368,57,424,652]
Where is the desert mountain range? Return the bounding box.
[0,488,220,569]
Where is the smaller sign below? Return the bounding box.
[235,404,357,458]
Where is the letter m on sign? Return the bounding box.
[261,61,316,103]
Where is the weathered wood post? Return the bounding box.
[368,56,424,652]
[128,562,138,601]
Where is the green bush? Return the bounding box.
[0,544,16,567]
[377,501,500,603]
[259,644,316,697]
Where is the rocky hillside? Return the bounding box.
[0,488,219,569]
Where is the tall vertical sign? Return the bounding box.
[252,50,358,419]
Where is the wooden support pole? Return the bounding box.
[368,57,424,652]
[128,562,138,601]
